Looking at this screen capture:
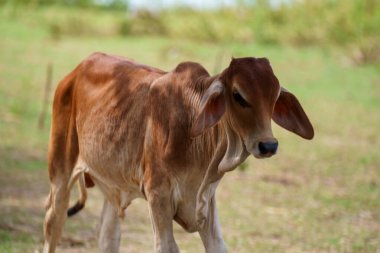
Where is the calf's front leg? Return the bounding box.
[97,198,121,253]
[198,196,227,253]
[146,189,179,253]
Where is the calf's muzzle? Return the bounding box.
[258,140,278,156]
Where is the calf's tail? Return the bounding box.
[67,172,95,217]
[67,173,87,217]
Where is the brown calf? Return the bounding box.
[43,53,313,253]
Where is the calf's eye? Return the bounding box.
[233,91,251,108]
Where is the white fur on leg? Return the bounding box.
[43,241,50,253]
[98,199,121,253]
[198,196,227,253]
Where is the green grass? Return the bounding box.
[0,8,379,253]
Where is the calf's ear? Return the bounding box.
[272,88,314,139]
[191,80,225,137]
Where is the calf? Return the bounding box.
[43,53,314,253]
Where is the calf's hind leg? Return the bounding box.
[43,65,80,253]
[44,165,84,253]
[43,176,71,253]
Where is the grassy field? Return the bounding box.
[1,8,380,253]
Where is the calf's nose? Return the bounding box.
[258,141,278,155]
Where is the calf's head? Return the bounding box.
[191,57,314,172]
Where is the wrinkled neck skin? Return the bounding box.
[218,118,250,172]
[189,74,249,228]
[190,74,249,174]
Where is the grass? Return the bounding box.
[0,7,380,253]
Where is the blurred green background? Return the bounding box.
[0,0,379,252]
